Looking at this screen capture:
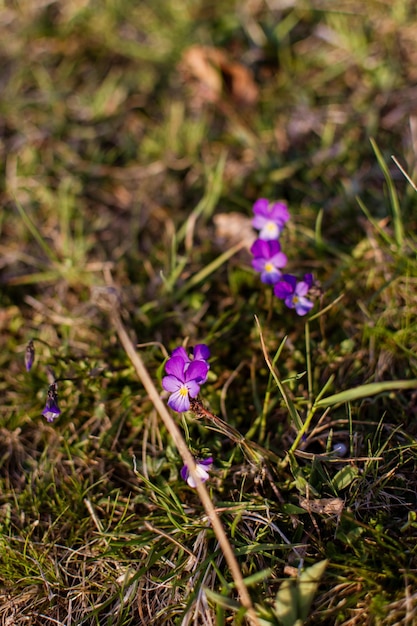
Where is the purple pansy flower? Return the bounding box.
[162,356,209,412]
[250,238,287,284]
[42,383,61,422]
[181,457,213,488]
[274,273,314,316]
[252,198,290,240]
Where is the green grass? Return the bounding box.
[1,0,417,624]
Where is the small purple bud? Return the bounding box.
[333,443,347,457]
[25,340,35,372]
[42,383,61,423]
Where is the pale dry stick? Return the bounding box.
[108,304,260,626]
[391,155,417,192]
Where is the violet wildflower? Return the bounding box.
[250,238,287,284]
[42,383,61,422]
[181,457,213,488]
[162,356,209,412]
[25,340,35,372]
[274,273,314,316]
[252,198,290,240]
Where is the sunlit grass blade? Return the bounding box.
[177,240,246,297]
[14,198,60,264]
[5,270,66,285]
[177,150,227,244]
[370,137,404,247]
[160,232,189,293]
[356,195,393,246]
[256,317,303,432]
[314,207,324,249]
[287,376,334,456]
[204,589,242,612]
[247,335,289,441]
[308,293,344,322]
[315,379,417,408]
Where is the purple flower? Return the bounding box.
[162,356,209,412]
[274,273,314,316]
[181,457,213,488]
[42,383,61,422]
[250,238,287,284]
[252,198,290,240]
[25,340,35,372]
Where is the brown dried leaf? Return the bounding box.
[299,497,344,518]
[213,212,255,251]
[180,45,223,104]
[180,45,258,106]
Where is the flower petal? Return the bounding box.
[193,344,210,361]
[186,379,202,398]
[303,273,314,288]
[295,281,310,297]
[164,356,186,380]
[259,222,280,240]
[250,238,269,257]
[198,457,213,468]
[171,346,189,363]
[252,198,270,216]
[270,252,287,268]
[186,360,209,383]
[269,202,290,223]
[168,389,190,412]
[162,375,181,393]
[295,297,314,316]
[261,268,282,284]
[187,466,210,488]
[274,280,293,299]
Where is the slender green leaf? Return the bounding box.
[178,241,245,296]
[298,559,328,621]
[370,137,404,247]
[204,588,242,611]
[14,199,60,264]
[274,579,299,626]
[315,380,417,408]
[331,465,359,491]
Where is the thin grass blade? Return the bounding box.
[315,379,417,408]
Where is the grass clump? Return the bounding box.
[1,1,417,624]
